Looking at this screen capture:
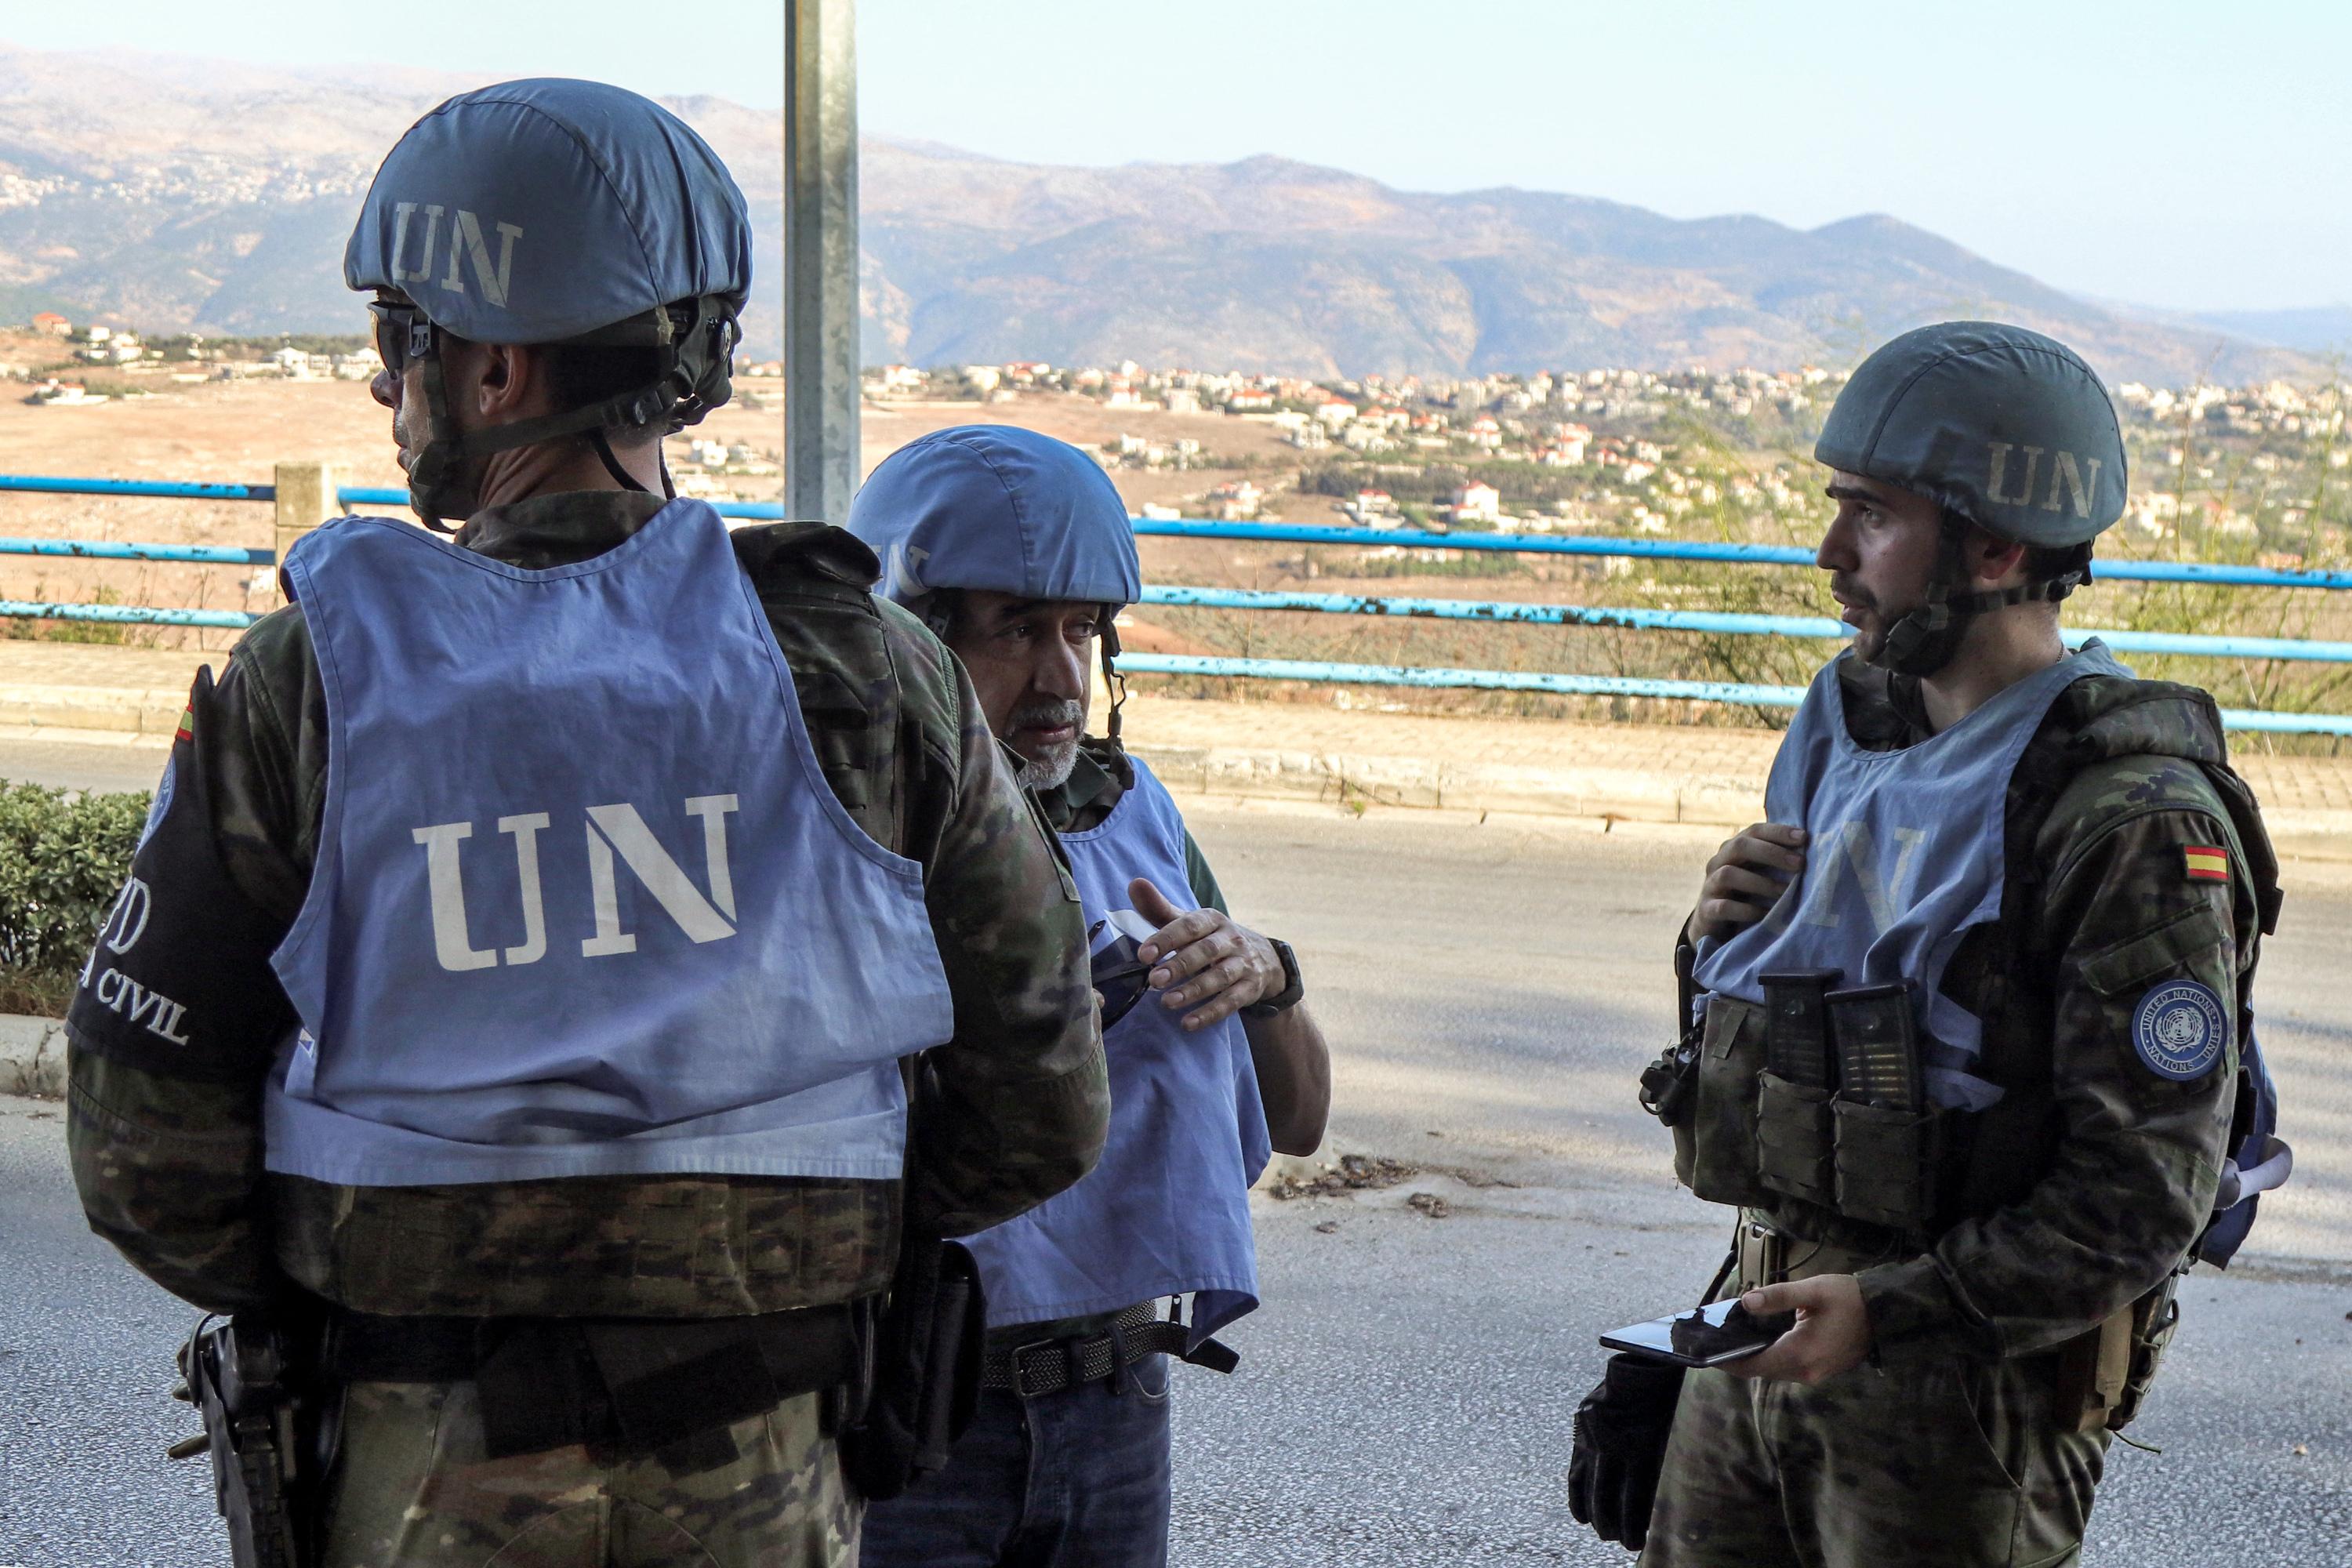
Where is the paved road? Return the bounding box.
[0,729,169,795]
[2,790,2347,1566]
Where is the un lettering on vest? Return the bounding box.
[1985,443,2102,517]
[386,202,523,308]
[1762,819,1926,938]
[411,794,740,971]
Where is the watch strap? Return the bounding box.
[1244,938,1303,1018]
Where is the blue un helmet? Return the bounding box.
[345,78,752,526]
[847,426,1144,739]
[1815,321,2128,676]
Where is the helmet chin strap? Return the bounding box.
[1867,511,2086,678]
[1100,613,1128,749]
[404,315,707,527]
[405,350,472,532]
[586,428,648,494]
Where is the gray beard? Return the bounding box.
[1008,699,1083,789]
[1016,742,1080,790]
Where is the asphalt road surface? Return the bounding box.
[2,783,2347,1566]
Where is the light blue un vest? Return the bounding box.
[1693,642,2132,1111]
[962,756,1272,1341]
[265,501,954,1187]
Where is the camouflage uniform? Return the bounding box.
[66,492,1110,1565]
[1641,662,2274,1568]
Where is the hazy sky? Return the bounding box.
[8,2,2345,312]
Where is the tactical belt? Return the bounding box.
[1732,1214,2153,1432]
[324,1301,859,1460]
[981,1301,1239,1397]
[1733,1213,1901,1291]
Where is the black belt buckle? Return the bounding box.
[1008,1338,1067,1399]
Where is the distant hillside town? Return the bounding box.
[869,358,2351,568]
[4,310,384,405]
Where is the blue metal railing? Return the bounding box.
[0,601,258,629]
[0,539,273,564]
[1117,654,2352,735]
[1139,586,2352,664]
[5,473,2352,731]
[1130,518,2352,591]
[0,474,277,503]
[1121,654,1811,710]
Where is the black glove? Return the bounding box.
[1566,1352,1686,1552]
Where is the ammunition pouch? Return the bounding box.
[1679,979,1948,1236]
[1671,996,1777,1209]
[1831,1099,1942,1232]
[1754,1072,1837,1207]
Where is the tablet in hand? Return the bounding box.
[1599,1298,1794,1367]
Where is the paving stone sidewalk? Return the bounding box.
[5,641,2350,846]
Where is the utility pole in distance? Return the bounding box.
[784,0,860,524]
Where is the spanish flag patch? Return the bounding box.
[174,705,194,745]
[2183,844,2229,883]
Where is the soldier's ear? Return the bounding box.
[1963,526,2030,590]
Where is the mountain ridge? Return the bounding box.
[0,43,2318,385]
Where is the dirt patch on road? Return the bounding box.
[1265,1152,1417,1200]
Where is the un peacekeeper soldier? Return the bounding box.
[844,426,1334,1568]
[64,82,1106,1568]
[1568,322,2288,1567]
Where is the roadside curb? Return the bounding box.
[9,670,2352,845]
[0,688,1738,825]
[2,1014,66,1098]
[0,683,183,738]
[1130,739,1759,829]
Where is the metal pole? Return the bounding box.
[784,0,860,522]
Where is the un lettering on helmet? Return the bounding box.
[345,79,753,347]
[384,204,524,310]
[1984,443,2106,521]
[1815,321,2129,550]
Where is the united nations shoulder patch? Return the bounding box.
[2132,979,2227,1081]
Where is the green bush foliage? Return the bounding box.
[0,781,148,1014]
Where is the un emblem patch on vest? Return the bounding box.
[2132,979,2227,1080]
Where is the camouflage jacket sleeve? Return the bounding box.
[891,607,1108,1236]
[1858,757,2249,1362]
[65,619,311,1315]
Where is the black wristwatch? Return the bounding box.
[1243,938,1304,1019]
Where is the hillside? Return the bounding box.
[858,143,2313,385]
[0,43,2316,383]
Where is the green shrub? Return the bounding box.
[0,781,149,1014]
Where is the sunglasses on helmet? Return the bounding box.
[368,300,434,380]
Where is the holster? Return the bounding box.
[176,1316,314,1568]
[837,1236,987,1501]
[2053,1273,2182,1433]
